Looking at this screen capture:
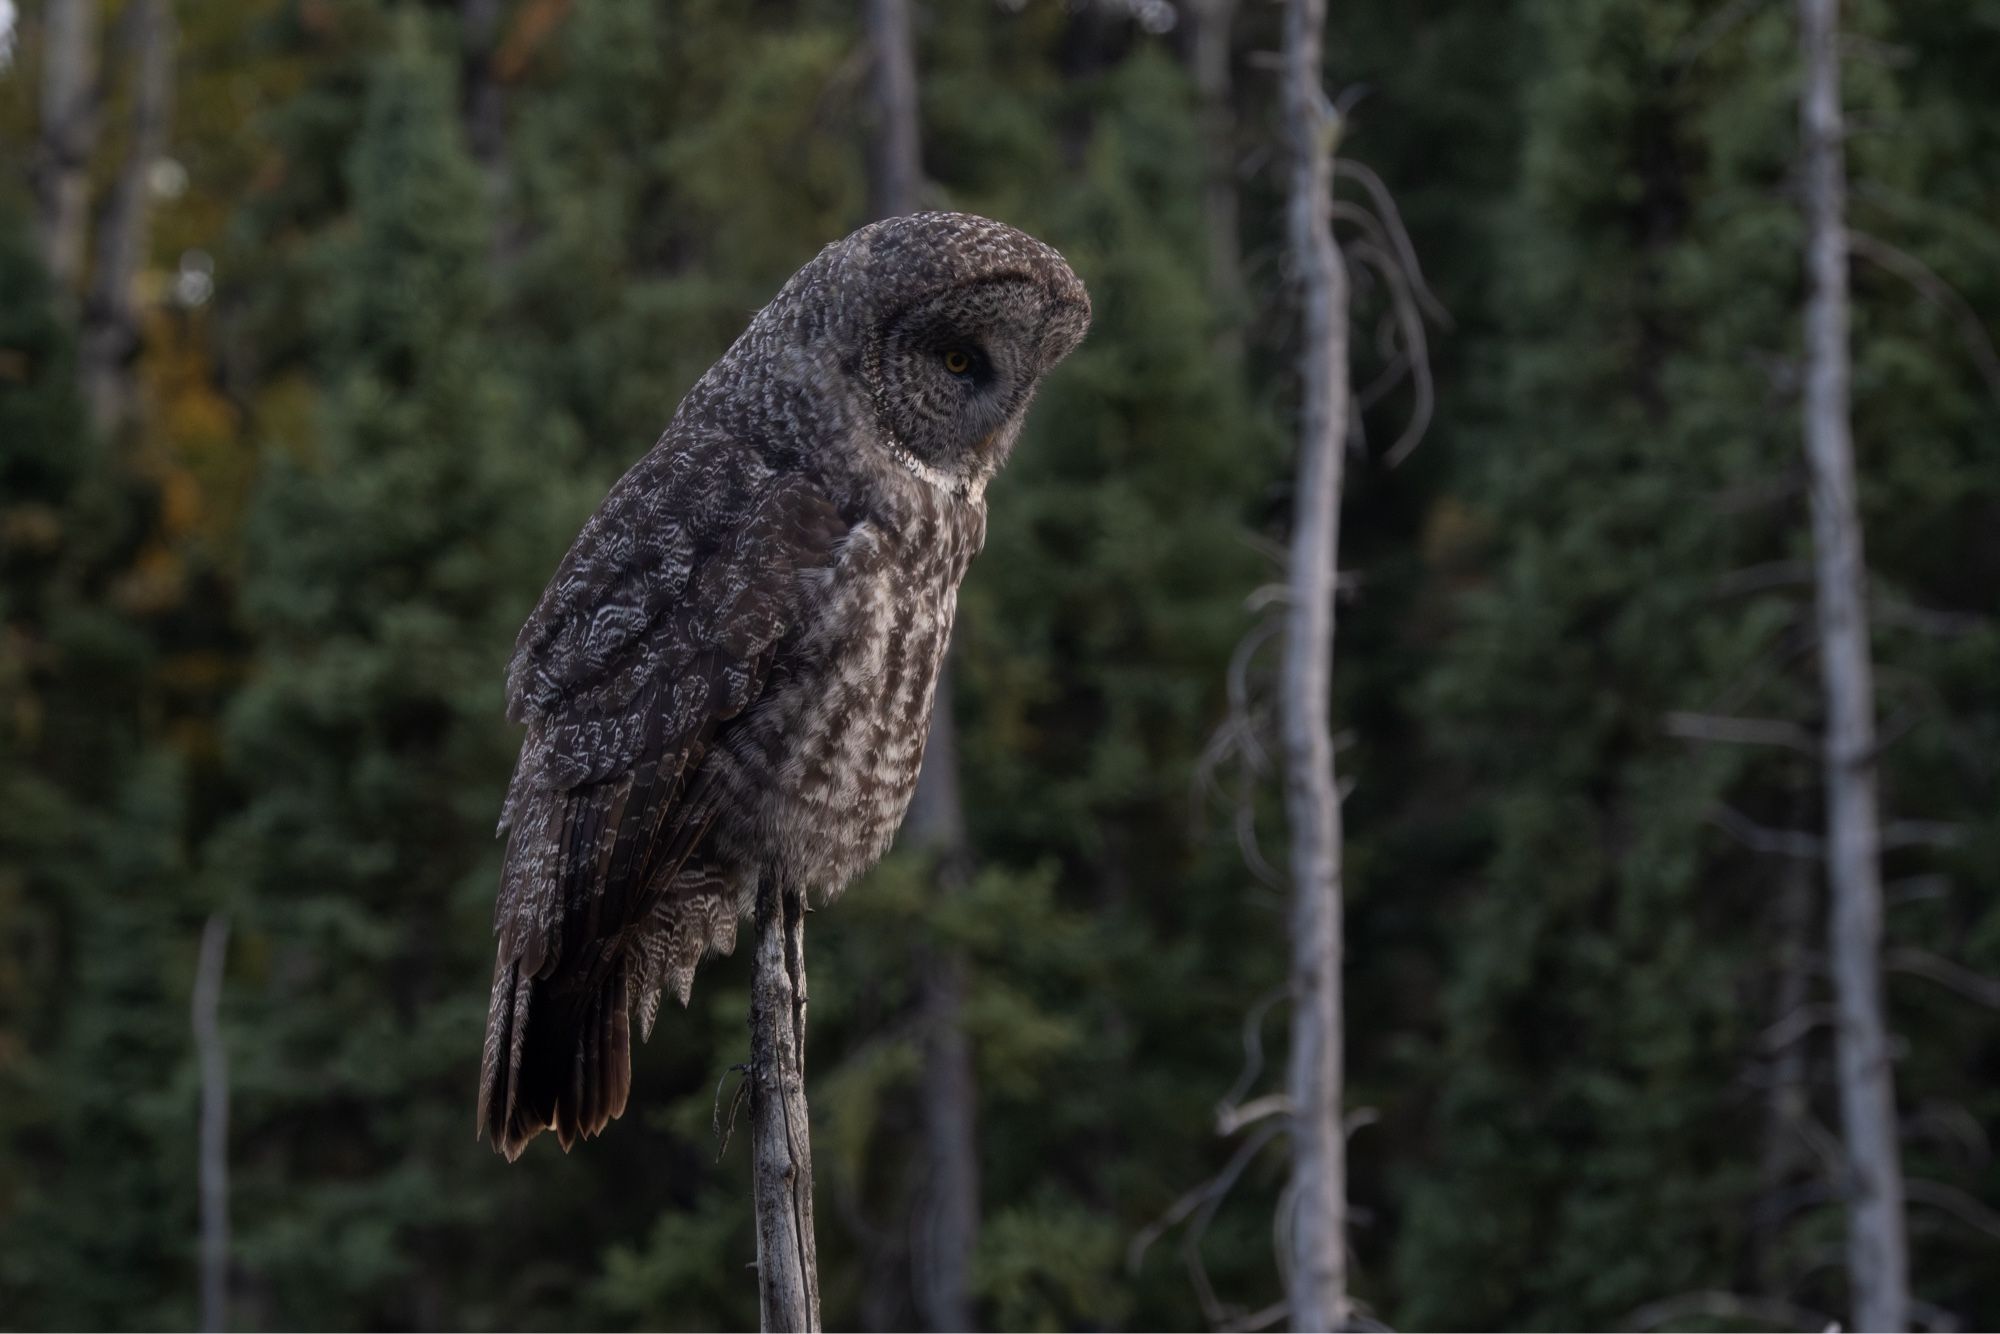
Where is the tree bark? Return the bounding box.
[81,0,174,433]
[1280,0,1352,1329]
[35,0,100,294]
[751,877,821,1334]
[865,5,981,1326]
[904,663,980,1334]
[191,913,231,1334]
[864,0,922,222]
[1796,1,1908,1329]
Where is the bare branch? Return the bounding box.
[1760,1002,1839,1054]
[1885,948,2000,1010]
[1905,1178,2000,1244]
[1796,1109,1851,1183]
[1194,613,1288,895]
[1879,820,1965,851]
[711,1062,750,1160]
[1887,874,1951,906]
[1705,623,1815,719]
[1839,33,1915,68]
[1714,473,1806,515]
[1227,615,1283,772]
[1219,1301,1290,1333]
[1217,987,1288,1122]
[1847,229,2000,404]
[1708,804,1825,860]
[1665,712,1819,755]
[1902,1103,1991,1169]
[750,881,820,1331]
[1871,588,1990,638]
[1347,238,1436,467]
[1333,158,1450,327]
[1236,794,1287,893]
[1714,560,1812,598]
[1623,1288,1833,1332]
[1218,1094,1293,1137]
[1909,1297,1966,1333]
[1354,344,1413,416]
[1125,1119,1285,1322]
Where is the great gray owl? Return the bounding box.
[478,212,1090,1160]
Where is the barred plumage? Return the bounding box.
[478,212,1090,1159]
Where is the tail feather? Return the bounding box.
[477,954,633,1161]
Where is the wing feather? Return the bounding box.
[478,432,846,1157]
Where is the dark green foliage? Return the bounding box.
[1390,3,1810,1324]
[1380,1,2000,1327]
[202,21,578,1325]
[0,201,194,1330]
[5,0,1999,1329]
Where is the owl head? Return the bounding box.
[704,212,1090,493]
[839,213,1091,485]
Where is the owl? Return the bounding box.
[478,212,1091,1160]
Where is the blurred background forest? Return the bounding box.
[3,0,1998,1329]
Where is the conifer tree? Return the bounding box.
[207,20,571,1325]
[1396,2,1805,1324]
[0,200,194,1332]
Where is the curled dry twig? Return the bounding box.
[1218,988,1289,1125]
[1848,228,2000,403]
[1126,1120,1286,1323]
[1622,1288,1834,1333]
[1346,238,1436,467]
[712,1062,751,1161]
[1323,158,1447,470]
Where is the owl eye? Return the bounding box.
[941,348,974,376]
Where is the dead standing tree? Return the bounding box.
[35,0,100,295]
[81,0,175,434]
[751,875,821,1332]
[1186,0,1246,366]
[1796,0,1909,1327]
[746,6,955,1325]
[1137,5,1442,1325]
[1278,0,1351,1327]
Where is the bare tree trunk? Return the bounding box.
[751,877,821,1334]
[1280,0,1351,1329]
[1797,1,1908,1329]
[904,667,980,1333]
[35,0,100,293]
[865,5,981,1327]
[864,0,922,221]
[1186,0,1245,363]
[81,0,174,433]
[191,913,230,1334]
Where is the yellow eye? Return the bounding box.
[942,348,973,375]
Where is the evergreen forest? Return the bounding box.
[3,1,1997,1329]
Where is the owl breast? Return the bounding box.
[703,488,979,900]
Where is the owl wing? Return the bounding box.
[479,430,847,1159]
